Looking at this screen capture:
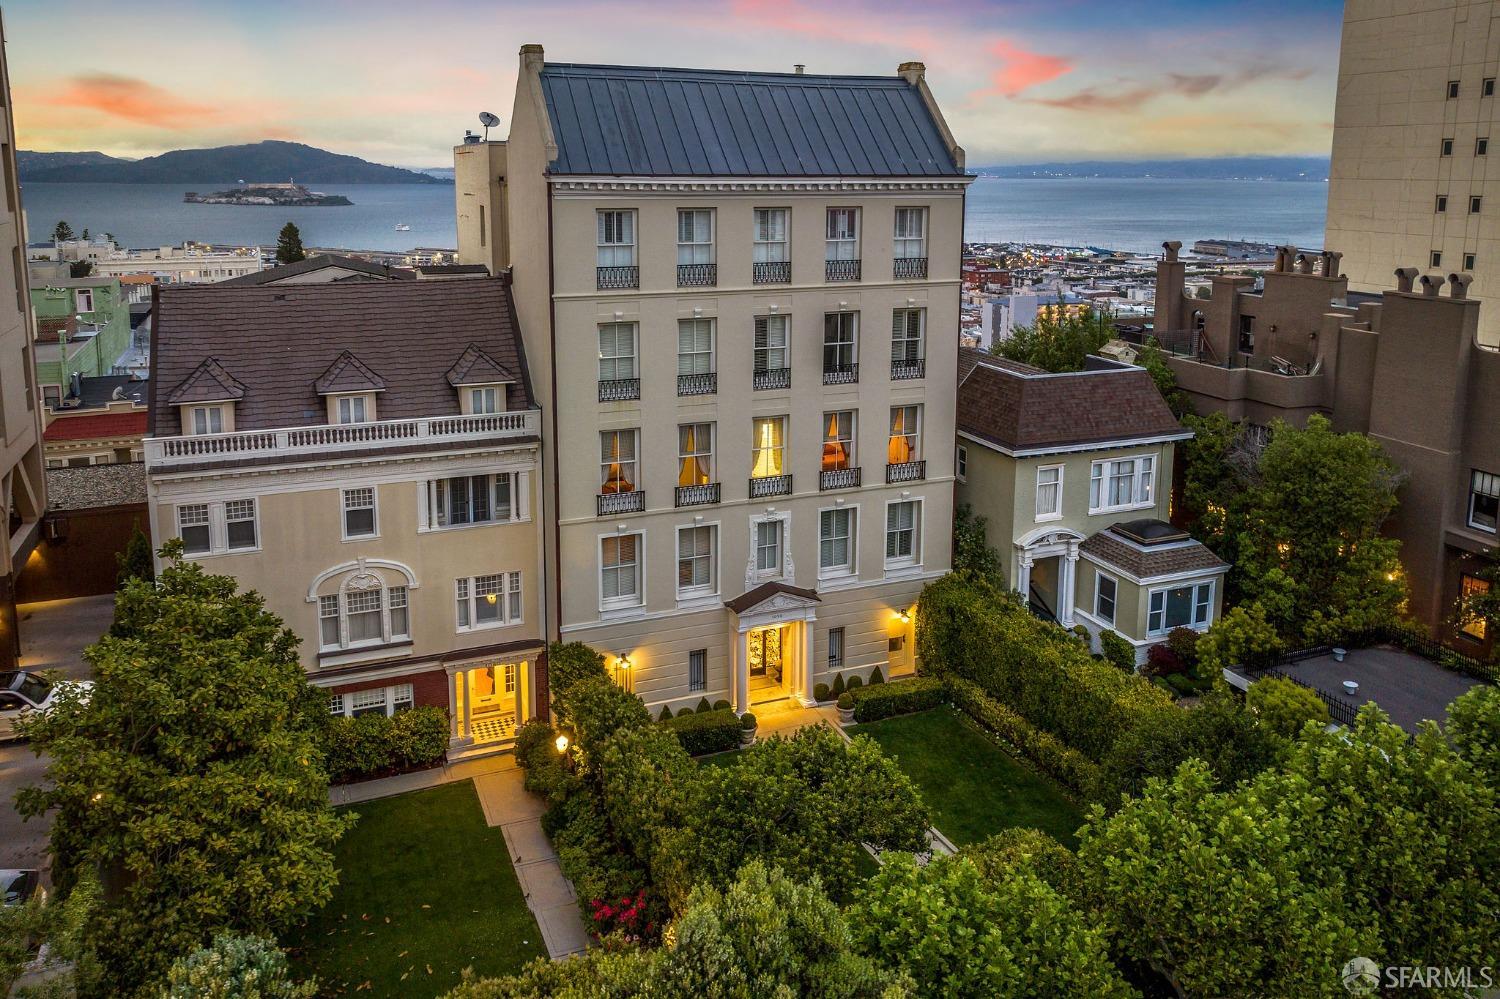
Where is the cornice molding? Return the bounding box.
[550,176,973,197]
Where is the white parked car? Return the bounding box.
[0,671,92,741]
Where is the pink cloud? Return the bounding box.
[980,39,1073,97]
[43,74,215,130]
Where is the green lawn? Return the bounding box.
[286,781,545,998]
[850,706,1086,848]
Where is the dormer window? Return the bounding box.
[335,395,374,424]
[468,386,502,414]
[190,405,224,435]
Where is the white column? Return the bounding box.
[461,669,473,743]
[734,629,751,714]
[447,670,461,744]
[1059,551,1078,626]
[1016,551,1033,599]
[799,620,816,706]
[514,660,525,726]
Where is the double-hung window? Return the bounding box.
[893,208,927,258]
[676,525,716,596]
[598,322,638,381]
[223,500,256,549]
[190,405,224,435]
[678,423,714,487]
[337,396,370,424]
[600,430,639,494]
[597,210,636,267]
[677,210,714,267]
[1095,573,1117,626]
[176,498,257,556]
[424,472,523,529]
[319,585,409,651]
[1089,455,1154,513]
[823,312,858,374]
[456,571,523,630]
[1148,581,1214,635]
[753,315,789,373]
[1035,465,1062,520]
[751,417,786,478]
[885,501,919,566]
[753,209,789,264]
[888,406,921,464]
[342,487,377,538]
[754,519,784,574]
[177,503,211,555]
[1469,469,1500,533]
[891,309,924,372]
[470,386,501,414]
[819,508,855,576]
[821,411,855,470]
[678,319,714,378]
[330,683,414,718]
[75,289,95,313]
[826,208,858,260]
[601,534,642,608]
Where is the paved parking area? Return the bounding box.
[0,741,49,872]
[1277,645,1481,734]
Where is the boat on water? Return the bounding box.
[394,223,411,231]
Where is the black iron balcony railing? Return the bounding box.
[753,367,791,391]
[597,265,639,290]
[677,371,717,397]
[893,256,928,279]
[597,490,645,516]
[822,363,859,386]
[677,262,717,287]
[891,358,925,381]
[819,466,862,491]
[885,460,926,484]
[753,260,791,284]
[825,258,861,282]
[674,482,720,507]
[597,377,640,402]
[748,474,793,499]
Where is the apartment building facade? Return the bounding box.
[1325,0,1500,346]
[459,48,969,715]
[145,280,547,757]
[0,14,47,668]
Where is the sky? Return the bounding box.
[2,0,1345,169]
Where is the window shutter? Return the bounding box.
[754,316,768,349]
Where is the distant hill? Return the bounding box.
[977,157,1329,181]
[19,141,447,184]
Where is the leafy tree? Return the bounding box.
[1453,547,1500,643]
[951,503,1001,581]
[114,523,155,588]
[52,220,75,242]
[16,542,353,996]
[1194,601,1283,674]
[992,306,1114,373]
[274,222,306,265]
[545,641,608,702]
[69,259,94,278]
[849,853,1133,998]
[159,933,314,999]
[1176,411,1252,562]
[1446,684,1500,786]
[1245,675,1329,741]
[1135,339,1190,417]
[1,871,100,996]
[960,827,1084,900]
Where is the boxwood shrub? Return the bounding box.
[848,676,945,722]
[660,707,743,756]
[323,705,449,783]
[946,676,1100,797]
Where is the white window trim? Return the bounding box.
[418,471,530,533]
[1088,453,1158,515]
[329,682,414,718]
[455,571,525,633]
[888,404,923,464]
[189,405,225,436]
[675,522,720,605]
[676,208,716,264]
[318,581,411,652]
[340,487,379,542]
[817,503,859,582]
[335,394,375,425]
[753,207,790,262]
[955,445,968,482]
[883,497,923,573]
[893,207,928,258]
[1094,571,1118,626]
[469,385,502,415]
[174,498,260,558]
[825,207,859,260]
[747,510,793,584]
[75,288,94,313]
[598,322,639,382]
[677,423,716,486]
[677,318,716,376]
[596,209,637,266]
[599,530,646,615]
[1035,463,1064,522]
[1146,579,1215,637]
[1468,470,1500,533]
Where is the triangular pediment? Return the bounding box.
[446,343,518,387]
[165,358,246,406]
[725,581,820,616]
[315,350,387,395]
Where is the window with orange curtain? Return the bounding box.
[751,417,785,478]
[888,406,920,464]
[822,411,854,470]
[678,423,713,486]
[599,429,638,493]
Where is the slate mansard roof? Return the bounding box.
[957,348,1190,455]
[149,278,535,436]
[538,63,963,178]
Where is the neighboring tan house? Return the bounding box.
[1154,239,1500,656]
[29,271,132,407]
[145,279,546,758]
[0,17,48,668]
[456,47,969,715]
[955,347,1226,665]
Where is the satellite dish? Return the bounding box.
[478,111,500,141]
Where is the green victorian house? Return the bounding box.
[28,270,131,408]
[955,347,1226,666]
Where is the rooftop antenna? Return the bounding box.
[479,111,500,141]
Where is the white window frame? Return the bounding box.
[749,512,790,582]
[336,395,372,425]
[956,444,968,482]
[677,318,715,376]
[1094,572,1117,626]
[753,315,790,372]
[190,405,224,435]
[893,207,927,259]
[175,498,259,557]
[600,429,640,494]
[1035,464,1063,522]
[891,308,925,364]
[341,487,378,540]
[1469,469,1500,534]
[753,208,789,262]
[596,210,636,267]
[75,288,94,313]
[598,322,638,382]
[822,410,856,470]
[888,405,922,464]
[884,498,922,570]
[329,683,414,718]
[825,208,859,261]
[470,386,501,414]
[677,423,715,487]
[421,471,528,530]
[1088,454,1156,514]
[600,532,644,611]
[823,311,858,371]
[751,416,787,480]
[456,571,524,632]
[317,583,411,652]
[1147,580,1215,636]
[676,209,715,265]
[818,505,857,579]
[675,524,718,599]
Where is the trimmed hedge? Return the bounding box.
[946,676,1101,797]
[323,706,449,783]
[567,675,653,754]
[1098,630,1136,673]
[660,708,743,756]
[848,676,945,723]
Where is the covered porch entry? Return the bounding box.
[447,652,538,756]
[725,582,820,714]
[1015,527,1083,625]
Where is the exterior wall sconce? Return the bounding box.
[554,733,570,754]
[897,607,912,624]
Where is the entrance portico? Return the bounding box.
[724,582,820,713]
[447,653,536,754]
[1014,527,1084,625]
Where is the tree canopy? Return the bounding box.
[991,306,1114,373]
[275,222,307,264]
[52,220,75,242]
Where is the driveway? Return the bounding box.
[0,741,49,872]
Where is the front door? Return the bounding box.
[748,626,783,680]
[468,663,517,742]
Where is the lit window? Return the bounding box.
[677,423,714,487]
[1147,581,1214,635]
[822,411,855,471]
[600,430,639,494]
[456,571,523,630]
[1035,465,1062,520]
[751,417,786,479]
[1460,574,1490,639]
[888,406,921,464]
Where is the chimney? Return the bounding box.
[520,42,544,73]
[1394,267,1419,293]
[898,61,925,86]
[794,64,805,75]
[1448,273,1474,299]
[1295,253,1314,275]
[1324,250,1343,278]
[1161,240,1181,263]
[1419,273,1444,297]
[1273,246,1288,272]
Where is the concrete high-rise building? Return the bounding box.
[1326,0,1500,346]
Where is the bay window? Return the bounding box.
[1147,581,1214,635]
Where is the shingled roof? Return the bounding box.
[315,351,387,395]
[538,62,963,178]
[149,278,534,436]
[957,347,1188,454]
[218,253,416,286]
[1080,524,1228,581]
